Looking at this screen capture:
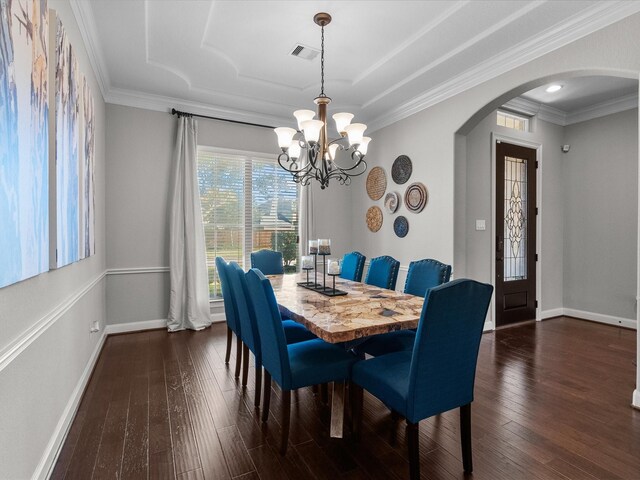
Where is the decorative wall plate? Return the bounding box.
[404,182,428,213]
[384,192,400,214]
[394,216,409,238]
[366,167,387,201]
[366,206,383,232]
[391,155,412,184]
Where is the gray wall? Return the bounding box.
[351,14,640,300]
[105,104,353,325]
[461,113,565,314]
[0,1,107,478]
[563,109,639,319]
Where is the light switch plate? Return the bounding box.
[476,219,486,231]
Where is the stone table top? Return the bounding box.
[268,273,424,343]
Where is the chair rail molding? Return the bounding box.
[106,266,170,275]
[0,271,106,374]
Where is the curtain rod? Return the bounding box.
[171,108,275,130]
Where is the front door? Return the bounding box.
[495,141,537,327]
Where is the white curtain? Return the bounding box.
[299,182,314,258]
[167,116,212,331]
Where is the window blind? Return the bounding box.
[197,148,299,300]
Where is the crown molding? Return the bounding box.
[503,97,567,125]
[69,0,110,101]
[503,92,638,127]
[105,87,292,128]
[565,92,638,125]
[366,1,640,133]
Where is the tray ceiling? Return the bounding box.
[72,0,640,131]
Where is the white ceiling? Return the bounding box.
[521,76,639,112]
[73,0,640,131]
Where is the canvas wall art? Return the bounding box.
[80,75,95,258]
[0,0,50,288]
[55,16,79,267]
[54,15,95,267]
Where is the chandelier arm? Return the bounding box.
[330,154,366,173]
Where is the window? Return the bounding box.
[197,147,299,300]
[497,110,529,132]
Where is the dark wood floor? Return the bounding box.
[52,317,640,480]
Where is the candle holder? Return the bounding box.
[322,272,348,297]
[297,255,320,288]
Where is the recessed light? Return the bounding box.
[545,84,563,93]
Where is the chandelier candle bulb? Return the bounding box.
[344,123,367,146]
[318,239,331,255]
[328,144,339,160]
[275,127,297,150]
[302,255,314,270]
[301,119,324,144]
[288,141,301,160]
[333,112,354,135]
[327,259,341,275]
[309,240,318,254]
[294,109,315,130]
[359,137,371,155]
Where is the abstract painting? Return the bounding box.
[55,16,79,267]
[0,0,50,288]
[55,15,95,266]
[80,75,95,258]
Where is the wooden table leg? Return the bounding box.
[330,381,345,438]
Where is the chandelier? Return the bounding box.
[274,12,370,190]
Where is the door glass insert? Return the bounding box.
[504,156,527,281]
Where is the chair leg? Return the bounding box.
[254,363,262,408]
[280,390,291,455]
[241,343,250,387]
[350,382,363,441]
[262,371,271,422]
[320,383,328,404]
[225,327,232,364]
[460,403,473,473]
[234,338,242,379]
[407,421,420,480]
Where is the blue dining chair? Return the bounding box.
[404,258,452,297]
[340,251,366,282]
[364,255,400,290]
[215,257,243,378]
[358,258,452,357]
[226,262,316,405]
[245,268,357,454]
[250,249,284,275]
[351,279,493,480]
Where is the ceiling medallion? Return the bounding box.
[274,12,370,189]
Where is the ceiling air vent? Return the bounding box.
[290,44,320,61]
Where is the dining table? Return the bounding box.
[268,272,425,438]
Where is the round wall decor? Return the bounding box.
[384,192,400,214]
[366,206,383,232]
[394,216,409,238]
[366,167,387,201]
[404,182,428,213]
[391,155,412,184]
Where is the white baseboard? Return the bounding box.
[104,318,167,335]
[104,314,226,335]
[483,321,495,332]
[35,331,107,480]
[540,308,564,320]
[633,389,640,410]
[563,308,637,329]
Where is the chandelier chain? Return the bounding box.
[320,25,325,97]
